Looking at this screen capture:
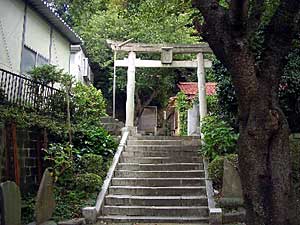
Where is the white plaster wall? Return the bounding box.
[51,30,70,73]
[70,49,83,82]
[0,0,24,73]
[25,7,51,59]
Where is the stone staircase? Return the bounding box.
[97,136,209,224]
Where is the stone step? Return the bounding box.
[120,156,202,164]
[105,195,208,206]
[108,186,207,196]
[117,163,203,171]
[102,205,209,217]
[114,170,205,178]
[125,145,199,151]
[127,140,184,146]
[129,136,200,141]
[97,215,209,224]
[111,177,206,186]
[122,151,199,158]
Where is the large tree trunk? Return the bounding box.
[237,80,294,224]
[191,1,300,223]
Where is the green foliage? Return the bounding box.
[79,154,105,177]
[201,115,238,160]
[175,91,192,136]
[207,95,219,115]
[29,65,63,86]
[43,143,74,179]
[212,59,238,127]
[73,83,107,127]
[208,154,238,190]
[0,106,67,135]
[21,193,35,224]
[52,187,97,221]
[73,126,117,157]
[75,173,103,193]
[279,48,300,132]
[53,0,199,116]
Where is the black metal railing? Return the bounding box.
[0,68,64,115]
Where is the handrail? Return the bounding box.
[0,68,63,114]
[82,130,129,223]
[203,157,223,224]
[0,68,60,91]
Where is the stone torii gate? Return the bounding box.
[107,40,212,135]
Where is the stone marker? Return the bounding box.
[0,181,21,225]
[221,158,244,206]
[35,169,56,224]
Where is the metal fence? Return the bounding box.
[0,68,63,114]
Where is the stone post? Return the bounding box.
[125,51,136,129]
[187,103,200,136]
[197,53,207,136]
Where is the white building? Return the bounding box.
[0,0,93,83]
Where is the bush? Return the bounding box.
[43,143,75,180]
[207,95,219,115]
[73,126,117,157]
[175,91,192,136]
[201,115,238,160]
[75,173,102,193]
[79,154,105,177]
[29,64,62,86]
[208,154,238,190]
[73,83,107,127]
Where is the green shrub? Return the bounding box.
[29,64,62,86]
[207,95,219,115]
[201,115,238,160]
[175,91,192,136]
[73,83,107,127]
[79,154,105,177]
[43,143,75,180]
[208,154,238,190]
[73,126,117,157]
[75,173,102,193]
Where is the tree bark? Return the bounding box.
[192,0,300,224]
[236,69,294,224]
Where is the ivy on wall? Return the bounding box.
[175,91,192,136]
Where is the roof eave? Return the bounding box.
[25,0,82,44]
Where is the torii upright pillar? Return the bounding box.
[125,51,136,130]
[197,52,207,136]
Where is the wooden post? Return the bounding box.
[11,122,20,186]
[4,123,10,181]
[125,51,136,128]
[197,53,207,136]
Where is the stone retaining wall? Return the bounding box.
[0,122,44,192]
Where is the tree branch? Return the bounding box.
[229,0,249,32]
[261,0,300,75]
[247,0,265,32]
[192,0,229,64]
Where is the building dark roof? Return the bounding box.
[26,0,82,44]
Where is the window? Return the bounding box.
[21,46,49,74]
[21,46,36,74]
